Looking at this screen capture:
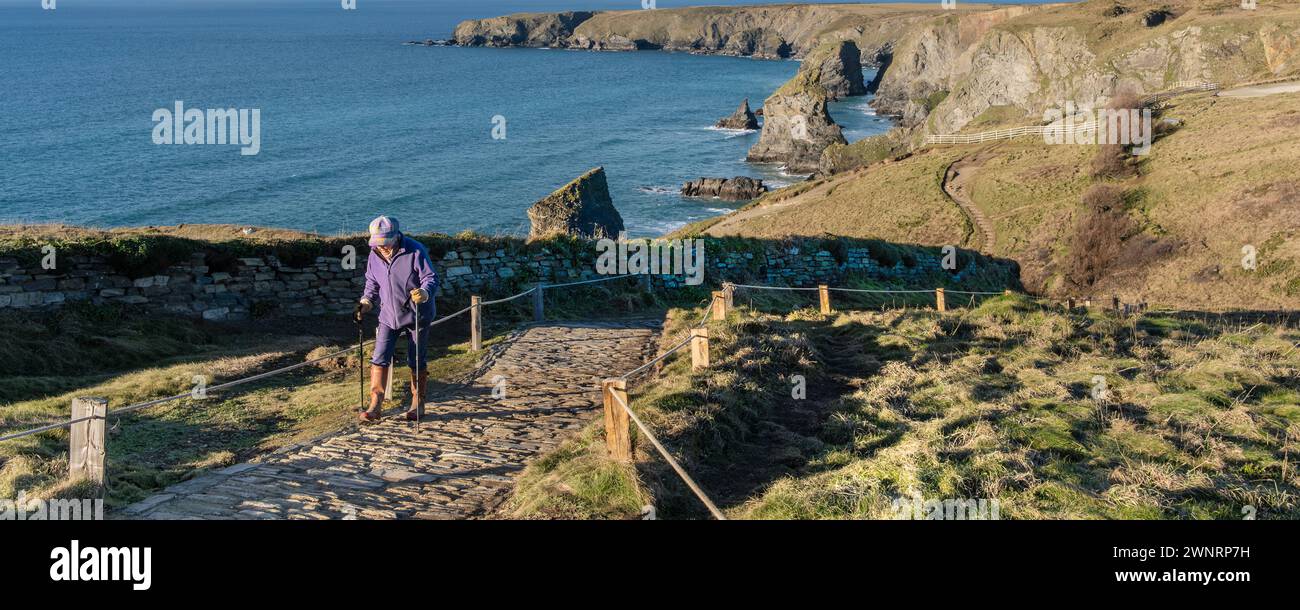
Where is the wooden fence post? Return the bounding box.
[1067,297,1075,311]
[602,379,631,461]
[691,328,710,371]
[818,285,831,314]
[470,295,482,351]
[69,397,107,485]
[711,290,727,321]
[935,288,946,313]
[723,282,734,310]
[533,283,545,322]
[1111,295,1120,311]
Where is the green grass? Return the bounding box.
[509,294,1300,519]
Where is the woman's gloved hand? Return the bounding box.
[410,288,429,304]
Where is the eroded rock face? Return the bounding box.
[527,167,624,239]
[452,11,595,47]
[681,177,767,201]
[872,6,1298,137]
[715,99,760,130]
[803,40,868,100]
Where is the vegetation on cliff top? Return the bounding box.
[508,295,1300,519]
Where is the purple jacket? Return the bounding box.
[361,235,439,330]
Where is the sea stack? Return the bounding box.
[681,177,767,201]
[527,167,625,239]
[715,99,760,130]
[745,39,867,173]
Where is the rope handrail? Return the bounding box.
[620,335,693,381]
[545,274,637,289]
[728,283,819,291]
[427,304,475,326]
[826,287,937,294]
[479,287,535,307]
[609,389,726,520]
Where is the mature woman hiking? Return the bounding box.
[354,216,439,423]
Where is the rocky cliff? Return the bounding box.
[527,167,625,240]
[874,1,1300,134]
[452,11,596,48]
[452,4,936,60]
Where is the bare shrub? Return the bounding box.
[1091,143,1135,179]
[1091,88,1143,179]
[1067,185,1135,288]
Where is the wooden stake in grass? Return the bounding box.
[711,290,727,321]
[602,379,631,461]
[691,327,710,371]
[470,295,482,351]
[819,285,831,314]
[70,397,107,485]
[723,282,735,310]
[935,288,946,313]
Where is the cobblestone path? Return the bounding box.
[121,321,660,520]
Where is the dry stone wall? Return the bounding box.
[0,237,1017,320]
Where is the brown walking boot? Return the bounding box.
[360,365,388,423]
[404,370,428,422]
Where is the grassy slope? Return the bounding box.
[703,88,1300,310]
[700,150,971,244]
[509,295,1300,519]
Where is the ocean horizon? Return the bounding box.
[0,0,934,237]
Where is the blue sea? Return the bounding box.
[0,0,903,236]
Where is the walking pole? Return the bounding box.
[354,304,366,430]
[411,300,421,434]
